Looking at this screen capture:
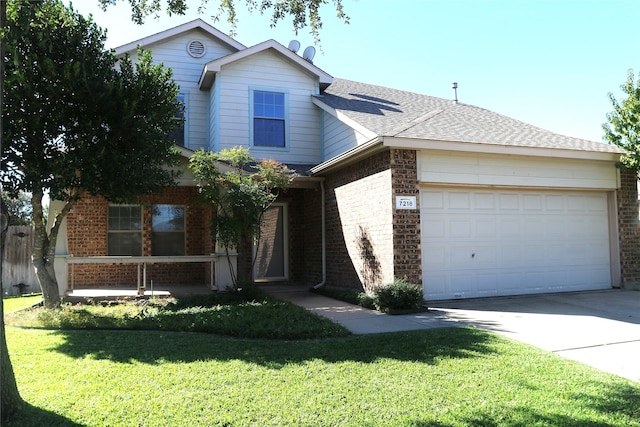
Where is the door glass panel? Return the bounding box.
[255,205,286,279]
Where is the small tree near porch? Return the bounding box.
[1,1,181,308]
[189,147,295,286]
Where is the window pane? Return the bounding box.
[108,232,142,256]
[152,205,185,231]
[254,118,285,147]
[254,91,285,119]
[108,205,142,256]
[152,205,185,256]
[152,233,185,256]
[170,94,186,147]
[108,206,141,231]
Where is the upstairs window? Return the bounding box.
[108,205,142,256]
[151,205,185,256]
[169,93,187,147]
[252,90,286,148]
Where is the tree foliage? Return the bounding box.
[189,147,295,284]
[98,0,349,44]
[1,191,32,225]
[1,0,182,308]
[603,69,640,172]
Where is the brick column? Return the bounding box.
[617,167,640,287]
[390,149,422,285]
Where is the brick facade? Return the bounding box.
[321,149,422,291]
[617,168,640,287]
[66,187,214,288]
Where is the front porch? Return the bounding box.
[64,283,216,302]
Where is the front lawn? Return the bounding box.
[6,326,640,426]
[5,290,640,426]
[3,294,43,314]
[5,288,349,340]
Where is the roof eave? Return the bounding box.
[114,19,246,56]
[309,137,385,175]
[382,136,624,162]
[311,97,378,140]
[199,39,333,90]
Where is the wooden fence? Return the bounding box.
[2,225,39,296]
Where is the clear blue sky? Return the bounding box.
[72,0,640,143]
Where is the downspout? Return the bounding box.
[312,180,327,289]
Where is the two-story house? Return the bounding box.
[52,19,640,301]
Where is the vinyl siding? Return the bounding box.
[215,50,322,164]
[322,113,371,161]
[134,30,237,151]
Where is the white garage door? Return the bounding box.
[421,188,612,300]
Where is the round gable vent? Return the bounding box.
[187,39,206,58]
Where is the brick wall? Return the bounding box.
[66,187,214,288]
[390,149,422,285]
[302,188,323,285]
[324,150,393,291]
[617,168,640,286]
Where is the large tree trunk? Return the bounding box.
[32,192,61,308]
[31,192,74,309]
[1,1,25,421]
[1,199,24,421]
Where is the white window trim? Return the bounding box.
[175,91,190,148]
[107,204,142,256]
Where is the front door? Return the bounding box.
[254,204,288,281]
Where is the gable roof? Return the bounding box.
[114,19,246,56]
[314,78,622,156]
[199,39,333,90]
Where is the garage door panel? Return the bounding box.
[476,274,498,293]
[422,189,612,300]
[476,218,496,237]
[450,220,472,237]
[449,192,471,209]
[423,219,445,238]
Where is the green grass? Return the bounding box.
[3,294,42,313]
[6,326,640,426]
[5,289,349,340]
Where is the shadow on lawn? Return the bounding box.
[5,402,86,427]
[52,327,498,367]
[409,381,640,427]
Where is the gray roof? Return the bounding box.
[316,78,622,154]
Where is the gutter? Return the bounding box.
[312,180,327,289]
[309,137,384,175]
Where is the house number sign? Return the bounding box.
[395,195,417,210]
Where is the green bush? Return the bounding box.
[357,292,376,310]
[372,278,424,313]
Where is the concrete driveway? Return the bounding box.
[266,286,640,382]
[430,289,640,382]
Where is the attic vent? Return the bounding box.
[187,40,206,58]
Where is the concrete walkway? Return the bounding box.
[265,286,640,383]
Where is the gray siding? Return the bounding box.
[215,51,322,164]
[138,30,237,151]
[322,113,371,161]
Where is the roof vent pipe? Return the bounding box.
[452,82,458,104]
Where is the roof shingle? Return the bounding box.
[316,78,622,154]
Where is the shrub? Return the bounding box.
[372,278,424,313]
[357,292,376,310]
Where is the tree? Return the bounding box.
[1,0,24,421]
[1,191,32,225]
[1,0,182,309]
[189,147,295,285]
[99,0,349,45]
[603,69,640,173]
